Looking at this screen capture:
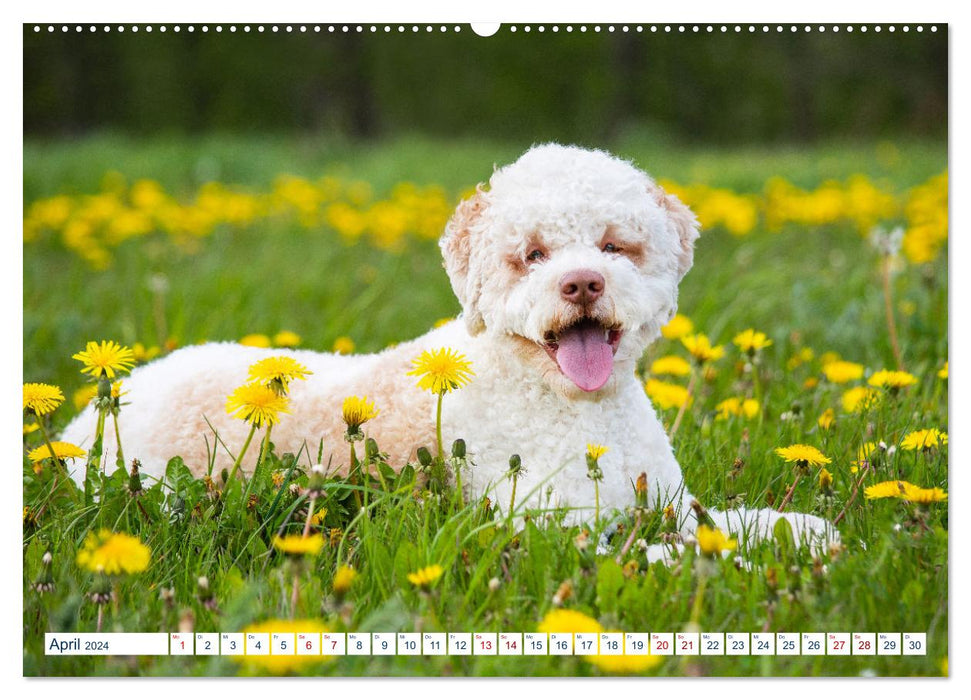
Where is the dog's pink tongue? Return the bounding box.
[555,323,614,392]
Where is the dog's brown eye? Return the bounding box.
[603,242,620,253]
[527,249,545,262]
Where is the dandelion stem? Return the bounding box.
[435,391,445,461]
[259,424,274,466]
[752,360,764,426]
[834,463,872,526]
[776,473,802,513]
[227,423,258,483]
[96,603,104,633]
[350,442,362,510]
[508,475,518,524]
[615,512,643,565]
[594,481,601,527]
[302,497,316,538]
[670,368,698,437]
[112,411,125,468]
[290,571,300,619]
[882,255,906,371]
[689,570,708,627]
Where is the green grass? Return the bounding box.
[22,134,948,677]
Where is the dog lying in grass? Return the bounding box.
[63,144,835,553]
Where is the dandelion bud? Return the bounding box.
[623,559,639,578]
[416,446,433,468]
[365,437,380,461]
[818,468,834,492]
[128,459,143,496]
[452,439,466,459]
[32,551,55,593]
[333,565,357,597]
[179,609,195,634]
[635,472,648,509]
[691,499,716,529]
[552,579,573,606]
[488,577,501,592]
[220,468,230,486]
[160,587,175,607]
[509,453,521,472]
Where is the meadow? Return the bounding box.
[22,134,948,676]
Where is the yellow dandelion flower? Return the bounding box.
[72,340,135,379]
[236,619,333,675]
[333,565,357,595]
[73,385,98,410]
[681,333,724,363]
[273,330,302,347]
[586,443,609,460]
[900,429,947,451]
[818,351,842,366]
[341,395,379,431]
[818,468,834,490]
[310,508,328,526]
[822,360,865,384]
[131,342,160,363]
[226,383,290,426]
[28,441,86,468]
[408,347,474,394]
[803,377,819,390]
[938,362,948,380]
[787,347,815,370]
[817,408,835,430]
[865,480,910,500]
[696,524,737,556]
[23,383,65,416]
[538,609,659,671]
[864,480,947,503]
[645,379,691,410]
[650,355,691,377]
[900,484,948,504]
[332,336,355,354]
[247,356,312,390]
[272,534,325,557]
[732,328,773,354]
[868,369,918,390]
[661,314,693,340]
[407,564,444,588]
[775,444,831,467]
[239,333,271,348]
[852,442,880,473]
[76,529,150,575]
[715,397,760,420]
[538,609,603,635]
[842,386,881,413]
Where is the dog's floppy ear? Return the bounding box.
[441,186,488,335]
[648,182,701,280]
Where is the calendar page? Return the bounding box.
[22,15,948,680]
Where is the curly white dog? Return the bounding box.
[63,144,834,555]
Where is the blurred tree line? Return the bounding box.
[24,26,947,143]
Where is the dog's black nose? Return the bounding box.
[560,269,605,305]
